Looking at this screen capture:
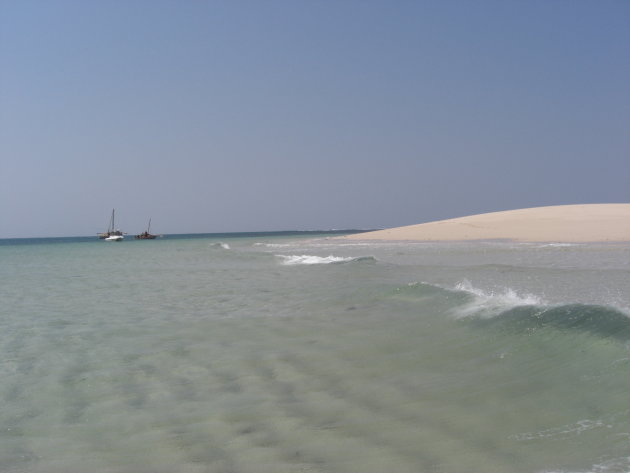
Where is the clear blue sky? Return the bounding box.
[1,0,628,238]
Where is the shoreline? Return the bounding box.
[340,204,630,243]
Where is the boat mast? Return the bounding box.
[110,209,115,233]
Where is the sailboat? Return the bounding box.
[98,209,124,241]
[135,218,157,240]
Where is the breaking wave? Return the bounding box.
[398,281,630,341]
[452,280,544,318]
[276,254,376,266]
[445,280,630,340]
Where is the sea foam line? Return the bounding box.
[510,418,608,442]
[276,254,373,265]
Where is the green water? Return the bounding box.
[1,235,629,472]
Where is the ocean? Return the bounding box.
[1,232,629,473]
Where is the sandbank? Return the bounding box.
[342,204,630,243]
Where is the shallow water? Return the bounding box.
[1,234,629,472]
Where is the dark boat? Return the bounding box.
[135,218,158,240]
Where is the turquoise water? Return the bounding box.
[1,233,629,472]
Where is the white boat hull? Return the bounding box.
[99,209,125,241]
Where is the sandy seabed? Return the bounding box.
[343,204,630,243]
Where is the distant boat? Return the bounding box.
[135,218,157,240]
[98,209,125,241]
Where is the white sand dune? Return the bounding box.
[343,204,630,242]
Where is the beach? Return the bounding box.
[342,204,630,242]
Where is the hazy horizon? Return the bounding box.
[2,0,629,238]
[4,204,630,240]
[0,228,376,240]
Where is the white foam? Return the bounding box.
[254,242,294,248]
[276,255,357,266]
[541,243,579,247]
[210,242,231,250]
[511,419,606,442]
[538,455,630,473]
[452,280,544,319]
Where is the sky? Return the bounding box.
[1,0,629,238]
